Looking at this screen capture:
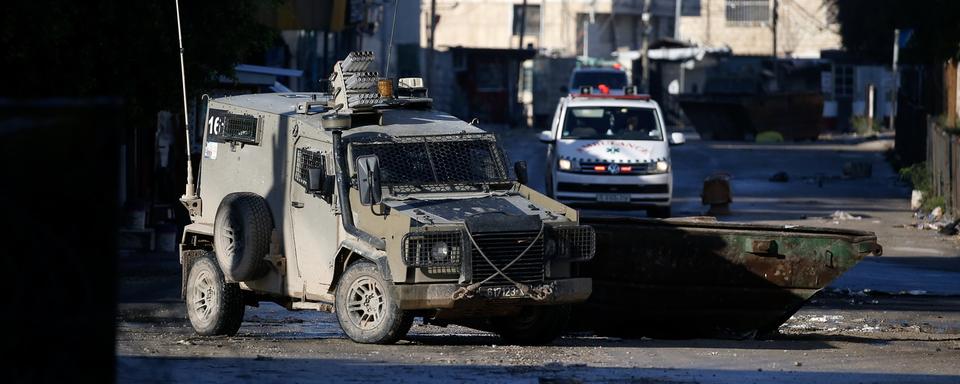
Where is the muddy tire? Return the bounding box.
[493,305,570,345]
[334,261,412,344]
[647,206,671,218]
[214,192,272,282]
[185,255,245,336]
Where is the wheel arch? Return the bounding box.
[328,239,392,293]
[180,223,215,299]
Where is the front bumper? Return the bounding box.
[395,278,592,310]
[554,171,671,207]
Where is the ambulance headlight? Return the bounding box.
[655,160,669,173]
[558,159,573,171]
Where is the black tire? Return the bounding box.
[493,305,571,345]
[647,206,672,218]
[185,255,245,336]
[545,168,555,198]
[214,192,272,282]
[334,261,412,344]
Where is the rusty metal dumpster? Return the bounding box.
[576,217,881,338]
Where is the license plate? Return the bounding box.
[481,286,526,298]
[596,193,630,203]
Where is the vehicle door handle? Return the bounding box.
[291,201,304,208]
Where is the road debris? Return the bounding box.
[940,219,960,235]
[702,173,732,215]
[828,210,862,221]
[769,171,789,182]
[842,161,872,179]
[930,206,944,221]
[911,190,924,210]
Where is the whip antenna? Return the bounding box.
[384,0,400,78]
[175,0,196,200]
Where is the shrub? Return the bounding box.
[850,116,883,135]
[899,162,944,211]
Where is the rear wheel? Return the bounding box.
[493,305,570,345]
[334,261,412,344]
[185,255,245,336]
[647,206,672,218]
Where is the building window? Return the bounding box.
[512,4,541,36]
[725,0,770,26]
[835,65,854,97]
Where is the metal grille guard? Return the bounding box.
[452,224,552,301]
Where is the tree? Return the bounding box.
[830,0,960,63]
[0,0,278,117]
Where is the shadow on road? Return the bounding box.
[116,355,960,384]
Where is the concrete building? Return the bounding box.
[421,0,679,59]
[677,0,841,58]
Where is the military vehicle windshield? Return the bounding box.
[350,133,513,193]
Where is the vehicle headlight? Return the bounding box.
[558,159,573,171]
[431,241,450,262]
[655,160,669,173]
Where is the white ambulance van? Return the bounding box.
[539,90,684,217]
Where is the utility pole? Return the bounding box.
[640,0,652,92]
[582,1,596,61]
[426,0,437,87]
[518,0,528,50]
[674,0,682,40]
[771,0,778,57]
[890,28,900,132]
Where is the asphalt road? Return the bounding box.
[116,130,960,383]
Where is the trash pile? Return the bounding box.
[828,210,862,221]
[910,205,960,235]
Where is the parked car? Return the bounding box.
[539,89,684,217]
[567,67,628,94]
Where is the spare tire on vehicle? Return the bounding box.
[214,192,273,282]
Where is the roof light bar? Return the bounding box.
[571,93,652,101]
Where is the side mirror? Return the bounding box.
[356,155,382,206]
[669,132,686,146]
[514,161,529,185]
[537,130,555,143]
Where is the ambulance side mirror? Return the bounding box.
[669,132,686,146]
[538,131,555,143]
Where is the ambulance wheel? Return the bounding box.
[647,206,672,218]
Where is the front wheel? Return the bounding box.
[545,171,555,198]
[492,305,570,345]
[647,206,672,218]
[185,254,245,336]
[335,261,412,344]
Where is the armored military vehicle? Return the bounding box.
[178,52,595,344]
